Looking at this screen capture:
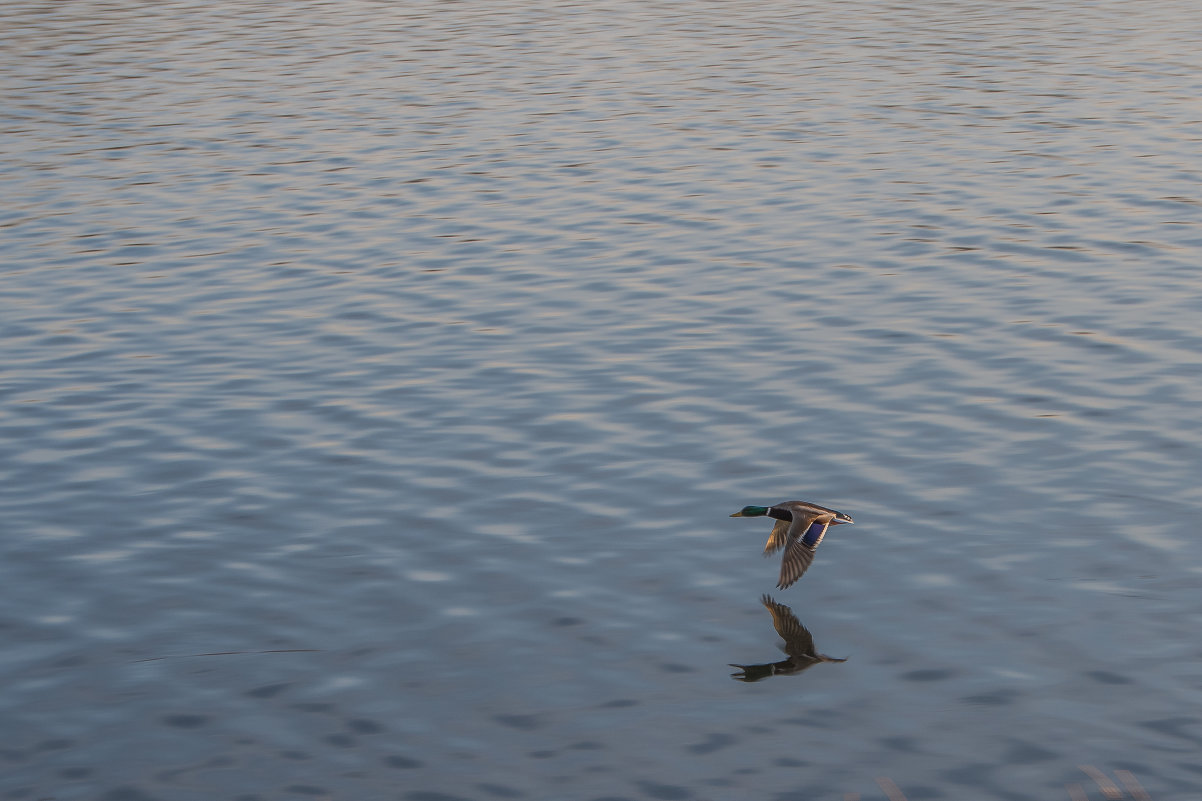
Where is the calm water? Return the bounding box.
[4,2,1202,799]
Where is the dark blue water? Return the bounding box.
[4,2,1202,799]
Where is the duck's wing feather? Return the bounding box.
[777,513,834,589]
[763,517,791,556]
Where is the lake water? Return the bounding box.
[3,2,1202,799]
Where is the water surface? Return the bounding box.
[3,2,1202,799]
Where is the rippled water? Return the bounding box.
[4,2,1202,799]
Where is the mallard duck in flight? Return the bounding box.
[730,500,853,589]
[730,594,847,681]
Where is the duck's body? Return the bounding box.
[730,594,846,682]
[730,499,853,589]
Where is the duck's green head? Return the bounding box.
[730,505,770,518]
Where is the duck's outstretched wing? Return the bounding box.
[763,517,791,556]
[777,513,834,589]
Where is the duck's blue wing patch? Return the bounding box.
[801,520,830,548]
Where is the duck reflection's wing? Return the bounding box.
[760,594,816,658]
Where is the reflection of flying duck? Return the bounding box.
[730,595,847,682]
[730,500,853,589]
